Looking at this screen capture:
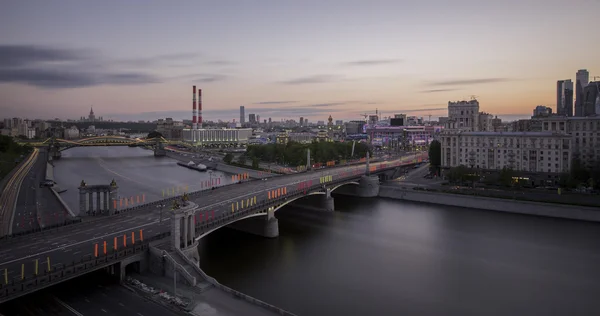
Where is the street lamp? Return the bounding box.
[157,203,166,223]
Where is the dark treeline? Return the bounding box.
[246,141,371,166]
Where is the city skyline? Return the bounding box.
[1,0,599,122]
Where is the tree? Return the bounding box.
[499,167,515,187]
[446,165,470,183]
[237,155,247,165]
[428,140,441,174]
[147,131,163,139]
[428,140,441,164]
[252,157,260,169]
[223,153,233,164]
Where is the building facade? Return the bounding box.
[557,80,574,117]
[575,69,590,117]
[445,100,480,131]
[582,82,600,116]
[537,116,600,168]
[440,131,572,177]
[183,128,253,146]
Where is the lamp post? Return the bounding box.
[157,203,166,223]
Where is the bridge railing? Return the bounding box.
[0,232,170,304]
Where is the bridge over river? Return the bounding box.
[0,152,425,311]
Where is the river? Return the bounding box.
[199,196,600,316]
[52,147,231,213]
[52,148,600,315]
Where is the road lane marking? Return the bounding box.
[0,219,165,266]
[54,296,84,316]
[101,308,108,313]
[119,302,125,306]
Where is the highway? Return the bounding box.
[0,148,39,237]
[0,269,185,315]
[12,149,70,235]
[0,153,425,296]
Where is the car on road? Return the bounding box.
[39,180,54,188]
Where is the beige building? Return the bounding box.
[440,131,572,174]
[445,100,480,131]
[537,116,600,168]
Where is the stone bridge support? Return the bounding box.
[154,139,166,157]
[288,189,335,212]
[227,209,279,238]
[78,180,118,216]
[332,176,380,198]
[170,201,200,265]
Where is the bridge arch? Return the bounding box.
[194,191,326,241]
[329,181,359,192]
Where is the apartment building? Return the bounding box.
[440,131,572,177]
[537,116,600,168]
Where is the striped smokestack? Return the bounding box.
[192,85,197,130]
[198,88,203,129]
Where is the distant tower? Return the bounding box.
[88,106,96,122]
[327,115,334,139]
[575,69,590,117]
[240,106,245,124]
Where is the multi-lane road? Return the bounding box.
[0,153,425,294]
[0,147,39,237]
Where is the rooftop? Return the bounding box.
[454,131,569,137]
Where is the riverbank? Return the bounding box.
[379,185,600,222]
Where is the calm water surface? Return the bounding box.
[53,147,230,212]
[200,196,600,316]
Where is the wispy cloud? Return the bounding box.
[116,52,201,67]
[343,59,403,66]
[420,89,460,93]
[278,74,343,85]
[402,108,447,113]
[307,102,347,107]
[0,68,159,88]
[252,101,299,105]
[430,78,510,86]
[0,45,165,88]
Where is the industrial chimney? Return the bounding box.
[192,85,197,130]
[198,88,203,129]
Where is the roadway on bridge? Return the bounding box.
[0,155,421,293]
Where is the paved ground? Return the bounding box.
[12,149,70,235]
[0,153,424,297]
[0,269,185,316]
[0,148,38,237]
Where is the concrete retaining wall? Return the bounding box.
[45,162,54,182]
[379,186,600,222]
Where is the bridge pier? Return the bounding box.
[227,209,279,238]
[154,139,166,157]
[78,180,118,216]
[289,189,335,212]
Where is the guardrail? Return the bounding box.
[0,232,170,304]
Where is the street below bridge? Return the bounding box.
[0,153,423,299]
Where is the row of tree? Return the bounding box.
[0,135,33,180]
[245,141,371,167]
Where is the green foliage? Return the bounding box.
[445,165,471,183]
[558,158,600,189]
[0,135,32,180]
[428,140,441,167]
[252,157,260,169]
[499,167,515,187]
[245,141,370,167]
[237,155,246,165]
[147,131,163,139]
[223,153,234,164]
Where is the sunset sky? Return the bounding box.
[1,0,599,122]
